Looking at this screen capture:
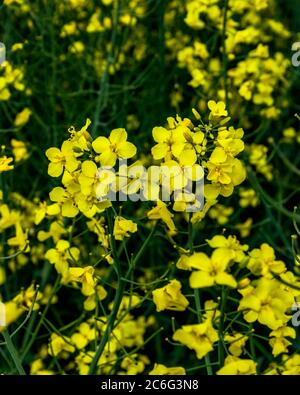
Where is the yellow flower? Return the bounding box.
[189,69,206,88]
[75,191,111,218]
[69,41,85,54]
[7,222,30,252]
[116,161,159,201]
[149,364,186,375]
[207,148,245,186]
[60,21,77,37]
[152,279,189,312]
[173,319,219,360]
[11,139,29,162]
[67,266,95,296]
[0,300,22,332]
[269,326,296,357]
[282,127,297,143]
[188,249,237,289]
[121,354,149,375]
[205,156,246,199]
[113,216,137,241]
[203,300,220,321]
[68,118,92,152]
[49,186,79,217]
[48,333,75,357]
[217,356,256,375]
[0,156,14,173]
[78,160,99,195]
[84,285,107,311]
[0,203,21,230]
[86,217,109,247]
[208,203,233,225]
[30,359,54,375]
[216,126,244,157]
[38,220,65,243]
[208,100,228,118]
[92,128,136,166]
[45,240,80,279]
[0,285,41,332]
[207,148,232,184]
[14,107,31,127]
[236,218,253,238]
[239,188,259,208]
[281,354,300,375]
[248,144,273,181]
[75,351,104,375]
[247,243,286,277]
[206,235,248,263]
[71,322,95,349]
[225,333,248,357]
[151,126,185,161]
[238,278,293,329]
[46,141,79,177]
[87,10,105,33]
[147,200,176,232]
[35,201,60,225]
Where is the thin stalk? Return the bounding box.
[88,208,123,374]
[218,286,227,367]
[2,330,26,375]
[221,0,229,108]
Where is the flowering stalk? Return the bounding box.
[88,208,124,374]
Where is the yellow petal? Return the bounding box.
[189,271,215,288]
[99,150,117,166]
[92,136,110,153]
[81,160,98,177]
[215,272,237,288]
[152,127,170,143]
[62,201,78,217]
[204,184,220,200]
[46,147,61,161]
[117,141,137,159]
[48,162,63,177]
[49,187,66,202]
[209,147,227,163]
[109,128,127,144]
[151,143,168,160]
[187,252,211,271]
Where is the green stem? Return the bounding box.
[218,286,227,367]
[221,0,229,109]
[21,276,61,360]
[88,279,125,375]
[188,213,194,253]
[190,213,212,375]
[3,330,26,375]
[88,208,123,374]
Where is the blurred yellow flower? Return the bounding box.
[14,107,31,127]
[0,156,14,173]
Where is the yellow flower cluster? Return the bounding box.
[1,0,300,378]
[0,61,26,101]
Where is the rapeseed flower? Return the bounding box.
[173,320,219,360]
[188,249,237,289]
[152,279,189,312]
[92,128,136,166]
